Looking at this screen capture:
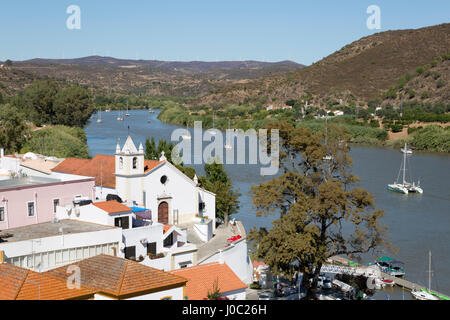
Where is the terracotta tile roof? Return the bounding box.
[52,155,164,188]
[92,200,132,214]
[45,254,187,299]
[52,158,91,174]
[170,262,247,300]
[253,260,267,268]
[0,263,95,300]
[163,224,173,234]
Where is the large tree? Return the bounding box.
[248,121,389,299]
[53,86,93,127]
[22,80,59,126]
[0,104,30,153]
[200,161,240,226]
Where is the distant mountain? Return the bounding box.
[1,57,304,97]
[193,23,450,107]
[21,56,303,74]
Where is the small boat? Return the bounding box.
[375,257,405,277]
[381,278,395,287]
[387,143,423,194]
[125,102,130,117]
[400,143,413,154]
[182,122,191,140]
[105,109,111,113]
[97,107,102,123]
[412,289,439,300]
[225,118,232,149]
[149,108,155,113]
[117,110,124,121]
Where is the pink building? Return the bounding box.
[0,176,95,230]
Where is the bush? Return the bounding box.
[411,126,450,153]
[21,125,89,158]
[250,282,262,290]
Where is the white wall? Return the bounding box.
[122,223,164,259]
[56,204,132,229]
[94,287,184,300]
[200,239,253,285]
[143,163,199,225]
[0,227,123,271]
[223,288,247,301]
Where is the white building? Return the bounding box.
[55,200,198,271]
[0,219,123,272]
[51,136,217,238]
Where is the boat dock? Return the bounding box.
[329,256,449,299]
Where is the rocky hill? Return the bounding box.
[193,23,450,108]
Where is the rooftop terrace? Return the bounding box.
[0,176,61,190]
[0,219,116,243]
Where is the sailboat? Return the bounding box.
[97,106,103,123]
[401,143,413,154]
[182,121,191,140]
[210,111,217,135]
[117,109,124,121]
[411,251,440,300]
[322,115,332,161]
[225,118,232,149]
[387,143,423,194]
[125,102,130,117]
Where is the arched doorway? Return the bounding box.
[158,201,169,224]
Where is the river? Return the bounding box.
[85,109,450,299]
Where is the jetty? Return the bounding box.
[329,256,450,300]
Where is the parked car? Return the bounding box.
[258,292,275,300]
[322,278,332,289]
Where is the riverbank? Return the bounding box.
[157,105,450,153]
[84,109,450,298]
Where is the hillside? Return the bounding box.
[193,23,450,108]
[2,58,304,98]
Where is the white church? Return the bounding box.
[52,136,216,232]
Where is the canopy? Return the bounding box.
[376,256,393,262]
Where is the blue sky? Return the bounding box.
[0,0,448,65]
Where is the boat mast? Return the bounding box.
[402,143,407,184]
[428,251,432,292]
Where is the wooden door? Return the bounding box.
[158,202,169,224]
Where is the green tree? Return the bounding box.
[0,104,30,153]
[53,86,93,127]
[22,80,59,126]
[248,121,388,300]
[200,161,240,226]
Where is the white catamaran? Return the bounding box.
[387,143,423,194]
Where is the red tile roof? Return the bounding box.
[93,201,132,214]
[253,260,268,268]
[52,155,163,188]
[0,263,95,300]
[45,255,187,299]
[170,262,247,300]
[163,225,173,234]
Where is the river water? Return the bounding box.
[85,109,449,299]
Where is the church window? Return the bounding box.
[160,175,168,185]
[119,157,123,169]
[133,157,138,169]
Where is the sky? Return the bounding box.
[0,0,449,65]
